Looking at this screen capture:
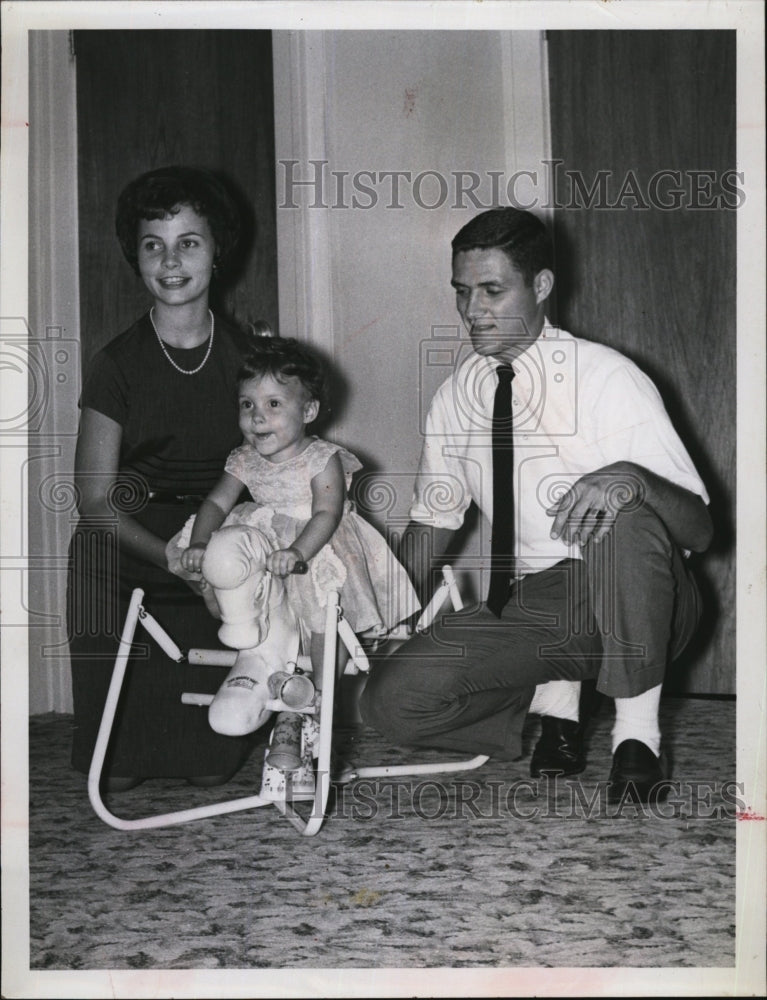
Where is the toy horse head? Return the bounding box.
[202,523,277,650]
[201,523,307,737]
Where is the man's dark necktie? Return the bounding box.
[487,364,516,617]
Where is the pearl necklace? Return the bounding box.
[150,307,215,375]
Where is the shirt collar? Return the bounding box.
[463,320,565,379]
[455,322,573,422]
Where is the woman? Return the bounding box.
[68,165,259,789]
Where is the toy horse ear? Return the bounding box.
[244,530,273,572]
[253,574,269,605]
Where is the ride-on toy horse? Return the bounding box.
[88,524,488,835]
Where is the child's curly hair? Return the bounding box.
[238,337,327,416]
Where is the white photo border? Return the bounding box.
[1,2,764,998]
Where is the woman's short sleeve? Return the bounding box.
[80,349,130,426]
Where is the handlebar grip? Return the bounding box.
[291,561,309,575]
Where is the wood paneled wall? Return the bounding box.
[547,31,736,693]
[74,30,278,369]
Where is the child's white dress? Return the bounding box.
[168,437,420,635]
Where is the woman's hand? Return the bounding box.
[75,407,169,568]
[181,542,207,573]
[267,546,305,577]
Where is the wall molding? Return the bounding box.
[28,31,80,713]
[272,30,335,356]
[501,31,552,218]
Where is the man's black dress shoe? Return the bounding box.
[608,739,669,804]
[530,717,585,777]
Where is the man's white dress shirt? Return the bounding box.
[410,325,709,577]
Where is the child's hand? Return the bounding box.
[181,543,207,573]
[267,547,304,577]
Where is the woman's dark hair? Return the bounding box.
[238,337,327,415]
[115,165,242,276]
[451,207,553,286]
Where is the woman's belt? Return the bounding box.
[146,491,208,505]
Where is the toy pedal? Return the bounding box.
[187,649,237,667]
[181,692,214,706]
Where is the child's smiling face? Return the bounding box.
[238,373,319,463]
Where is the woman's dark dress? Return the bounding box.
[68,312,257,778]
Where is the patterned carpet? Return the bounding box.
[26,693,737,976]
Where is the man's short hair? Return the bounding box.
[451,207,553,286]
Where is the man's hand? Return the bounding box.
[181,542,207,573]
[267,546,304,577]
[546,463,643,546]
[397,522,455,606]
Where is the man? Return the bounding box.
[359,207,712,802]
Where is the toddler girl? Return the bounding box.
[168,336,420,685]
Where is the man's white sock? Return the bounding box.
[529,680,580,722]
[612,684,662,756]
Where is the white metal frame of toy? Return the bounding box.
[88,566,488,835]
